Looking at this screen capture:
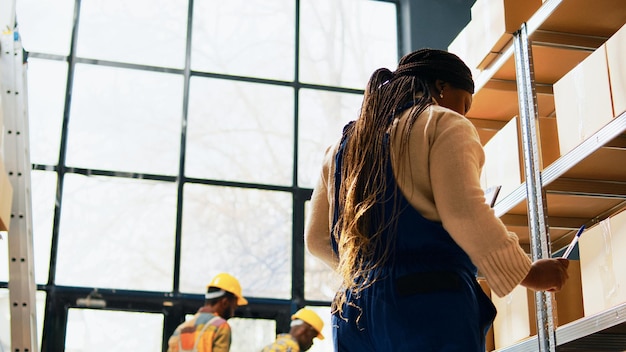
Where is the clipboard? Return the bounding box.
[484,185,502,208]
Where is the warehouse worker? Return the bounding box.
[261,308,324,352]
[167,273,248,352]
[305,48,570,351]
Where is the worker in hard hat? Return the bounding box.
[167,273,248,352]
[260,308,324,352]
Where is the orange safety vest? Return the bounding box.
[177,315,225,352]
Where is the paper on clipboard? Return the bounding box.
[484,185,502,208]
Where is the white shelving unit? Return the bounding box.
[465,0,626,350]
[1,0,38,349]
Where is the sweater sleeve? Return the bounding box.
[427,110,531,297]
[304,143,339,269]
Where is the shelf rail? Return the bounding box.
[494,112,626,218]
[514,22,557,352]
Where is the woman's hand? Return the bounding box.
[520,258,570,292]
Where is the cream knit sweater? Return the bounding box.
[305,104,532,297]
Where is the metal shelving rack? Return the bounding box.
[1,7,39,352]
[514,22,557,352]
[467,0,626,350]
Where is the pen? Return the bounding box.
[562,224,586,259]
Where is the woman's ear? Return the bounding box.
[434,79,446,98]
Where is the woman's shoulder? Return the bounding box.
[427,104,466,119]
[425,104,475,130]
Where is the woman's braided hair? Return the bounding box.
[333,49,474,316]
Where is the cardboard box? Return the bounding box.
[516,116,561,179]
[491,285,536,349]
[553,45,613,156]
[536,117,561,168]
[448,18,499,73]
[490,261,583,349]
[0,155,12,231]
[449,0,543,70]
[481,117,521,198]
[481,115,560,200]
[554,260,584,326]
[579,211,626,316]
[606,23,626,117]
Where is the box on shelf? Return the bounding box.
[448,19,499,74]
[553,45,613,156]
[490,260,583,349]
[481,115,560,200]
[449,0,543,70]
[606,23,626,118]
[481,117,521,198]
[491,285,536,349]
[554,260,584,326]
[516,116,561,178]
[579,210,626,316]
[537,117,561,167]
[0,155,13,231]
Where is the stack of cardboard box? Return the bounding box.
[553,23,626,155]
[449,0,543,73]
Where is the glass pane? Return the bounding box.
[66,64,183,175]
[191,0,295,81]
[16,0,75,56]
[65,309,163,351]
[27,58,67,166]
[186,77,294,185]
[305,248,342,304]
[56,174,176,291]
[305,305,333,352]
[0,289,47,352]
[76,0,188,69]
[32,170,57,285]
[305,248,341,302]
[298,89,363,188]
[300,0,398,89]
[229,317,276,351]
[181,184,292,299]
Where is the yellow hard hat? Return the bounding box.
[292,308,324,340]
[207,273,248,306]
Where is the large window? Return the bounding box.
[3,0,398,350]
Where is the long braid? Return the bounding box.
[333,49,474,316]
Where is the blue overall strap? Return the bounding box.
[330,102,417,255]
[331,121,355,255]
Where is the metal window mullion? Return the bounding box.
[291,0,306,316]
[513,23,556,352]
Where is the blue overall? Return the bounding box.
[331,119,496,352]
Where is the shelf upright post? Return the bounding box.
[1,23,38,352]
[513,23,557,352]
